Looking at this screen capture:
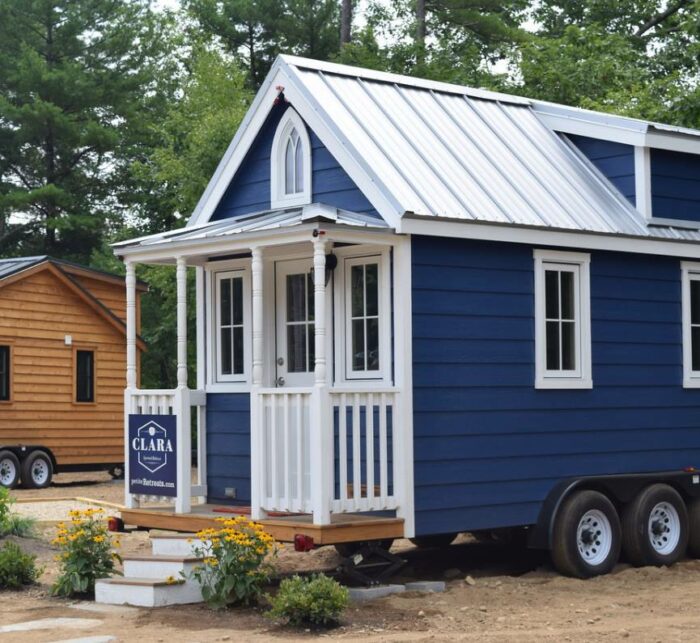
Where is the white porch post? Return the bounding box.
[124,261,138,508]
[175,256,192,514]
[310,236,331,525]
[250,246,267,520]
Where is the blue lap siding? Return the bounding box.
[206,393,251,505]
[567,134,636,205]
[411,235,700,537]
[651,148,700,222]
[212,103,378,221]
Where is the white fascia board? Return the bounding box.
[401,216,700,259]
[281,65,404,229]
[536,111,700,156]
[634,146,652,219]
[187,63,286,227]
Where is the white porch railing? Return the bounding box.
[330,389,398,513]
[253,386,399,521]
[124,387,207,511]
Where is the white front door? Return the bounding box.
[275,258,316,387]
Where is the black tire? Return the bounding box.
[334,539,394,558]
[108,465,124,480]
[410,533,457,549]
[621,484,688,567]
[551,490,621,578]
[0,450,20,489]
[687,498,700,559]
[21,451,53,489]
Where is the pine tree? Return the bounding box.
[0,0,173,261]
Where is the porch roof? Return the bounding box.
[113,203,391,262]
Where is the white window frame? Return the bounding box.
[682,262,700,388]
[207,263,252,390]
[534,249,592,389]
[270,108,312,209]
[334,247,391,384]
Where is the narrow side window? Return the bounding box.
[75,350,95,403]
[534,250,592,389]
[271,108,312,208]
[0,345,10,401]
[682,263,700,387]
[214,270,248,382]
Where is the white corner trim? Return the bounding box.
[681,261,700,388]
[634,146,652,219]
[533,249,593,390]
[270,107,312,208]
[392,236,415,537]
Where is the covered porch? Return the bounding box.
[114,205,414,542]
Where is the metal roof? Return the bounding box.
[0,256,48,280]
[114,203,389,252]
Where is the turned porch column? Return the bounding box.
[310,236,332,524]
[174,256,192,513]
[250,246,267,520]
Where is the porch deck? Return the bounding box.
[120,504,404,545]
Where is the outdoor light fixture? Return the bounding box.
[309,253,338,286]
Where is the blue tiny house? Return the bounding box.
[115,56,700,578]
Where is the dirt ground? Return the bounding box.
[4,473,700,642]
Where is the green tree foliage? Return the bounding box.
[0,0,175,262]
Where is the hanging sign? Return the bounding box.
[128,415,177,497]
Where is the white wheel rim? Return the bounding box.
[31,458,49,486]
[577,509,613,566]
[0,458,16,486]
[648,501,681,555]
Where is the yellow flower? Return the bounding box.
[93,535,105,543]
[165,575,178,585]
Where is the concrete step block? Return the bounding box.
[122,555,203,580]
[94,577,203,608]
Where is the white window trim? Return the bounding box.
[682,262,700,388]
[206,262,252,392]
[270,108,312,209]
[333,246,392,385]
[534,249,592,390]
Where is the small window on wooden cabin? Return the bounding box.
[271,109,311,208]
[0,345,10,401]
[75,350,95,403]
[343,254,390,381]
[214,270,249,383]
[534,250,592,389]
[682,263,700,387]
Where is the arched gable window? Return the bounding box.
[271,108,311,208]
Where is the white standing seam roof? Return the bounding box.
[119,55,700,254]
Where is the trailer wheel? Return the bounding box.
[410,533,457,549]
[551,490,621,578]
[108,465,124,480]
[0,450,20,489]
[21,451,53,489]
[334,539,393,557]
[621,484,688,567]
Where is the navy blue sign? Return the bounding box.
[128,415,177,497]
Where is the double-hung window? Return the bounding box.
[342,253,390,381]
[682,262,700,387]
[214,270,249,383]
[534,250,592,389]
[0,345,10,401]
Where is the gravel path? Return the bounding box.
[12,499,113,523]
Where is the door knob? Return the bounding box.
[276,376,285,387]
[277,357,284,366]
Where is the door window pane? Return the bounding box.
[287,325,308,372]
[76,350,94,403]
[285,272,314,374]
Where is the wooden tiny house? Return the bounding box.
[0,256,146,488]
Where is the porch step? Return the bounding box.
[122,554,203,580]
[95,576,203,608]
[149,532,206,557]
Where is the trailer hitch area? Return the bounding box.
[337,541,406,587]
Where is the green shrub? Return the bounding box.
[0,487,34,537]
[0,541,39,589]
[268,574,349,627]
[51,508,121,597]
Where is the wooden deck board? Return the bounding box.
[120,505,404,545]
